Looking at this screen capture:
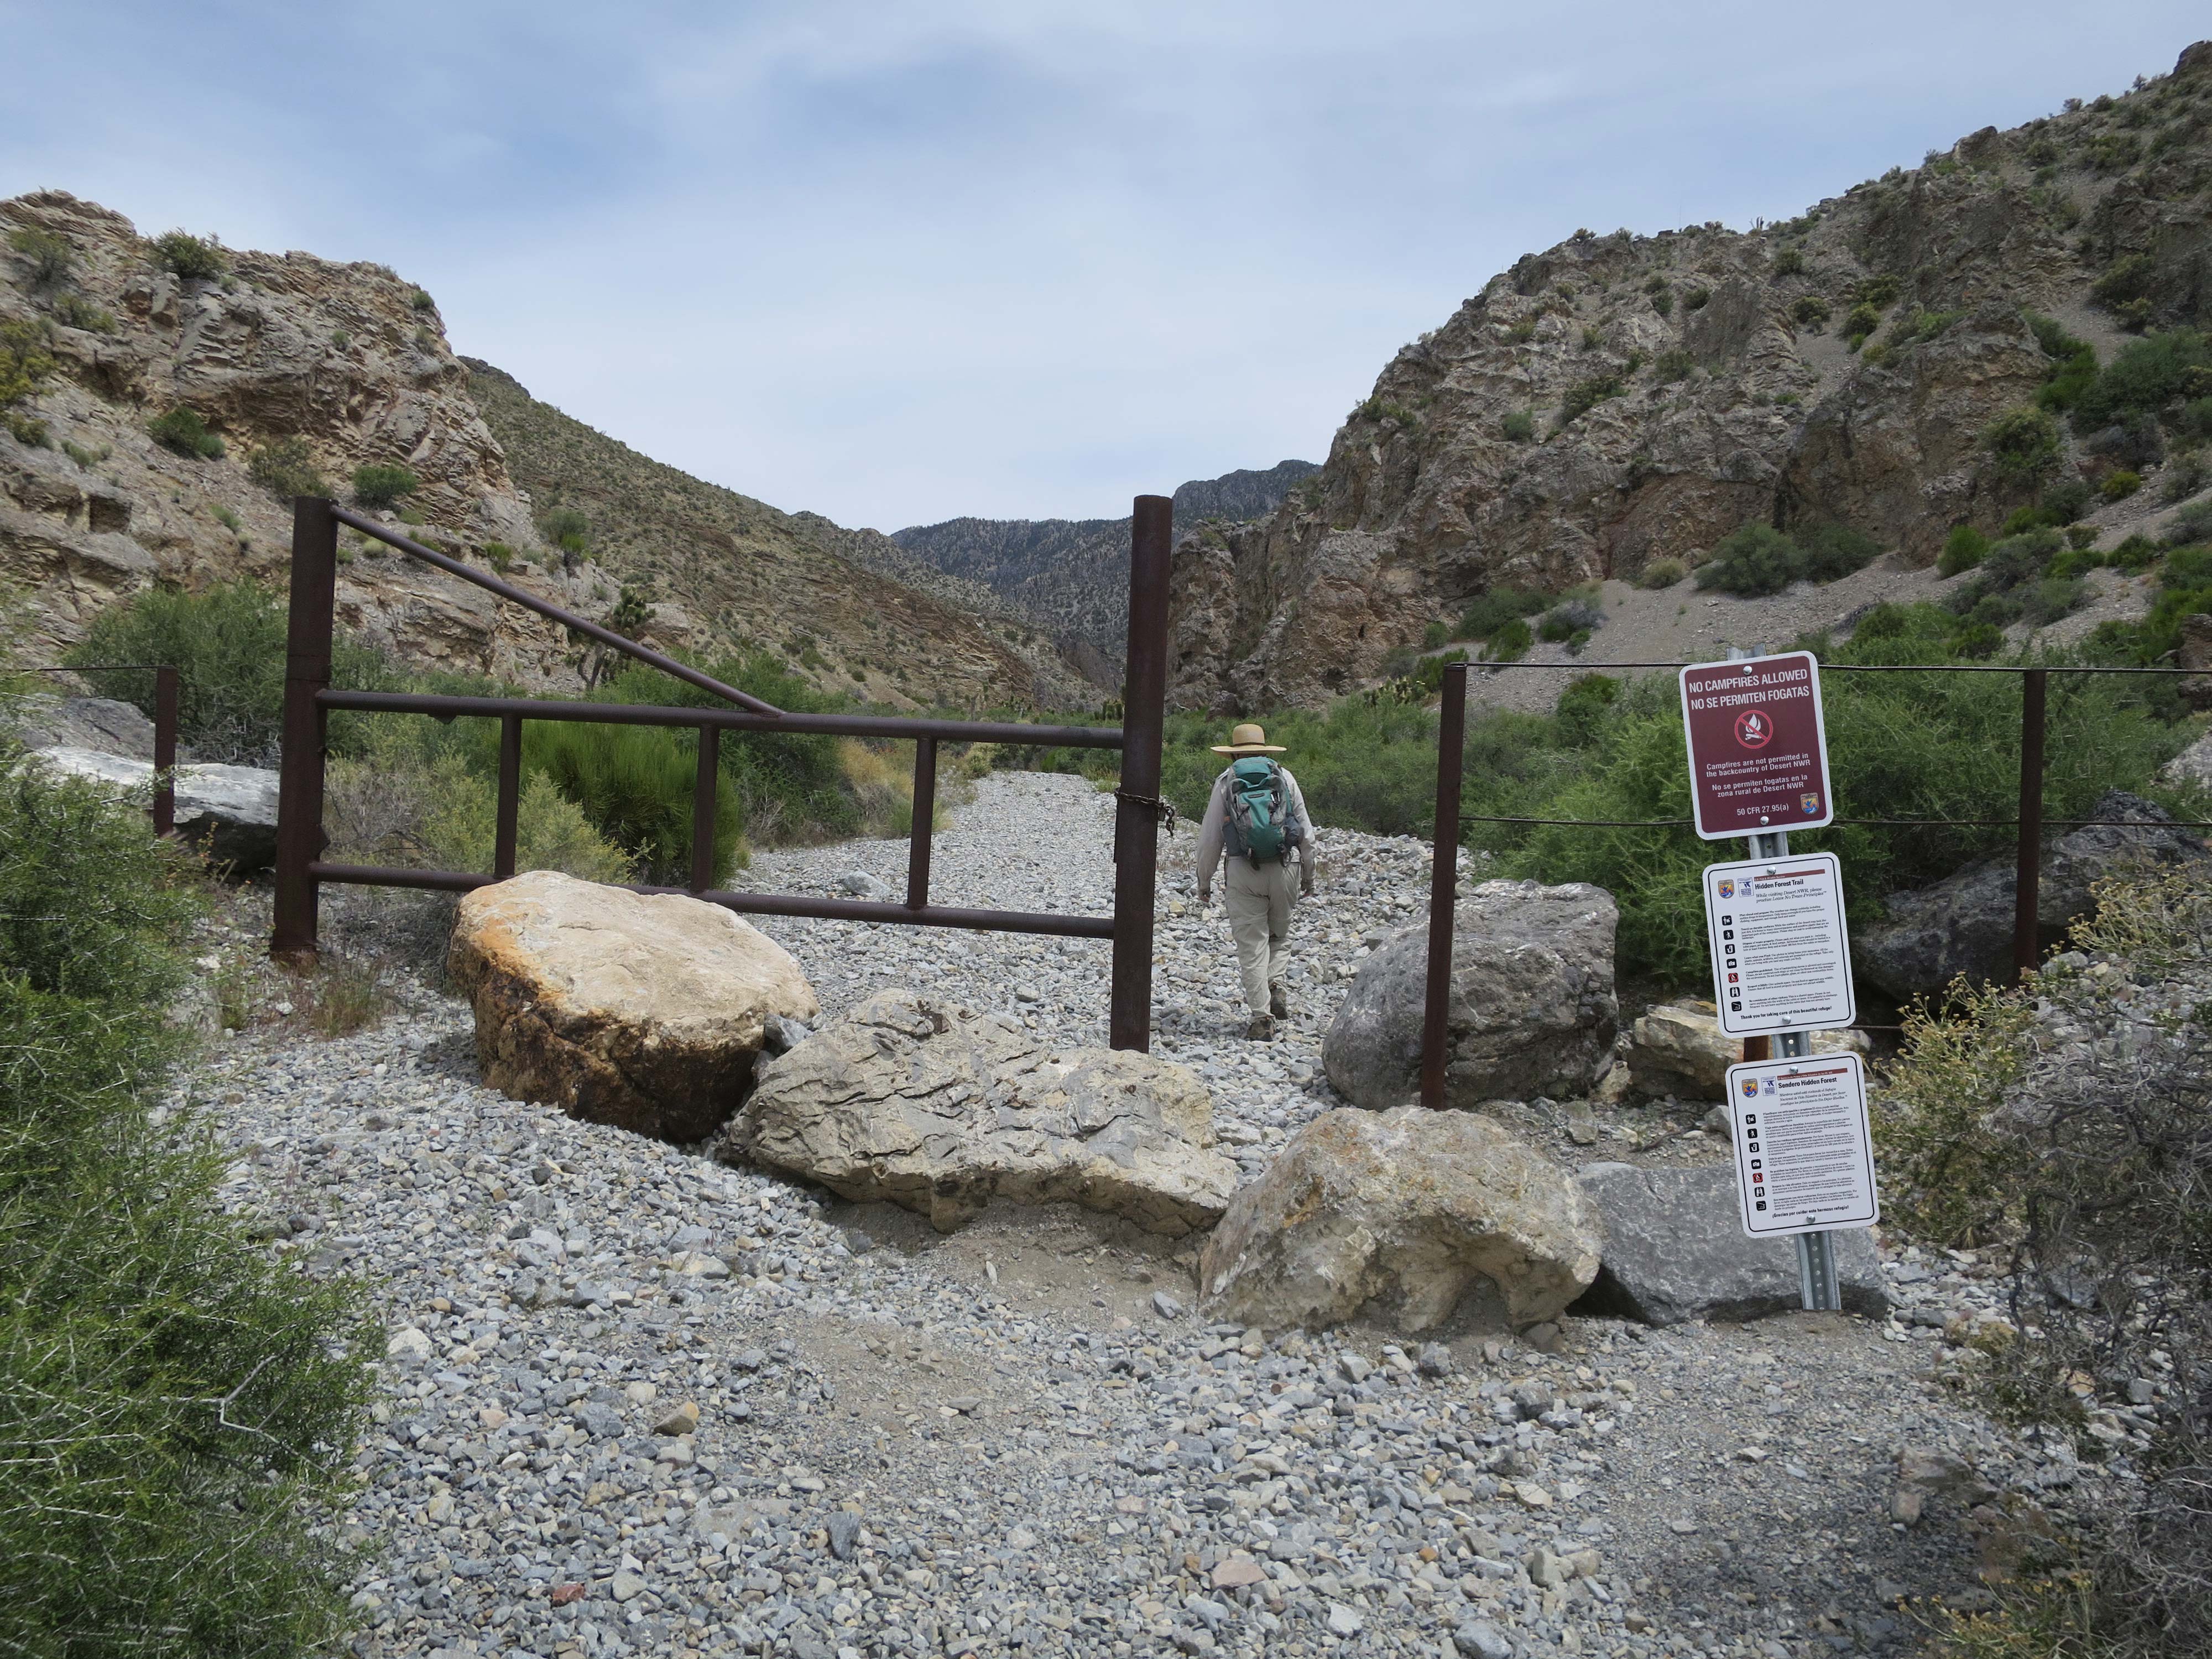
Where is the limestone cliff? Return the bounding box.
[1170,43,2212,711]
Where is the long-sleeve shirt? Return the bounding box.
[1196,763,1315,891]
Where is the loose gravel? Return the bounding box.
[189,771,2140,1659]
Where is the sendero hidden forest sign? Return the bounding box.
[1678,650,1834,840]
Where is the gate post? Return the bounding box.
[1418,661,1469,1107]
[2011,667,2047,985]
[272,496,338,966]
[1109,494,1172,1051]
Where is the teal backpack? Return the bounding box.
[1227,758,1288,865]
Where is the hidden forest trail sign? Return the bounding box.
[1702,852,1857,1037]
[1725,1053,1880,1239]
[1679,651,1834,840]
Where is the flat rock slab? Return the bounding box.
[1571,1161,1889,1326]
[448,870,818,1143]
[1323,879,1618,1110]
[1627,1000,1869,1101]
[718,989,1233,1237]
[32,745,277,871]
[6,694,159,758]
[1199,1106,1601,1333]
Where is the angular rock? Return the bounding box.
[30,746,279,871]
[1322,880,1618,1110]
[1855,790,2210,998]
[2160,725,2212,791]
[4,694,158,758]
[447,870,819,1142]
[1627,1000,1870,1100]
[716,990,1234,1236]
[1198,1106,1602,1332]
[1569,1162,1888,1325]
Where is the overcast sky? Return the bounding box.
[4,4,2203,529]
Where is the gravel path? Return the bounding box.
[190,773,2134,1659]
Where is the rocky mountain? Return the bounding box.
[1168,41,2212,711]
[0,190,1072,713]
[892,460,1318,679]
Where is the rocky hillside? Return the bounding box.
[0,190,1070,713]
[1170,41,2212,711]
[894,460,1318,678]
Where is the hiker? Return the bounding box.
[1194,723,1315,1041]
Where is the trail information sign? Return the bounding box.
[1679,651,1834,840]
[1725,1053,1879,1239]
[1702,852,1856,1037]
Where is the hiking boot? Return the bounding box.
[1269,980,1289,1019]
[1245,1014,1275,1042]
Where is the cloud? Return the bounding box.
[2,2,2205,526]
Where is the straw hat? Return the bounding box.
[1210,722,1286,756]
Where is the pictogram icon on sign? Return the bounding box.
[1734,710,1773,749]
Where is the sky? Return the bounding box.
[3,3,2204,529]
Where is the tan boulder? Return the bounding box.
[447,871,818,1142]
[1626,1000,1868,1100]
[716,990,1233,1236]
[1198,1107,1601,1333]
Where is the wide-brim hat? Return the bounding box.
[1211,722,1286,756]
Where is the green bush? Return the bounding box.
[1890,307,1964,348]
[350,462,418,510]
[1652,349,1694,382]
[408,288,435,311]
[147,229,227,280]
[1159,697,1447,841]
[1639,558,1686,589]
[1939,525,1991,575]
[1556,374,1623,426]
[1771,246,1804,275]
[2027,311,2099,411]
[1841,302,1880,345]
[1421,619,1451,650]
[0,319,55,412]
[523,722,741,886]
[1682,286,1710,311]
[1693,521,1877,596]
[6,226,71,286]
[1500,410,1534,442]
[1483,618,1533,662]
[246,436,327,502]
[1454,587,1549,641]
[1790,295,1830,329]
[2073,327,2211,430]
[2042,477,2092,523]
[148,406,225,460]
[51,291,114,332]
[2101,467,2143,500]
[0,758,373,1656]
[1981,405,2060,484]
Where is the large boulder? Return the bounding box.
[1627,1000,1871,1100]
[5,694,159,758]
[1572,1162,1889,1325]
[1197,1107,1602,1333]
[30,746,278,871]
[448,871,818,1142]
[716,990,1233,1237]
[1855,791,2210,999]
[1322,880,1618,1110]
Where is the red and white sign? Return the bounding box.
[1725,1053,1880,1239]
[1679,651,1834,841]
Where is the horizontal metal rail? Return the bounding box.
[329,505,781,716]
[1461,658,2202,675]
[317,687,1125,748]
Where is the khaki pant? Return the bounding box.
[1224,855,1298,1016]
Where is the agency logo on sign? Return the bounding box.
[1717,878,1736,898]
[1740,1077,1760,1098]
[1801,792,1820,813]
[1734,709,1773,749]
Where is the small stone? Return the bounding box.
[1338,1353,1373,1384]
[1890,1487,1924,1525]
[1417,1342,1454,1378]
[625,1381,658,1404]
[550,1583,586,1608]
[827,1511,863,1561]
[609,1571,646,1603]
[1211,1556,1268,1589]
[1735,1446,1769,1462]
[1326,1601,1365,1636]
[1667,1516,1699,1535]
[1152,1291,1184,1320]
[947,1395,982,1415]
[1527,1546,1567,1588]
[1514,1483,1552,1510]
[1454,1620,1514,1659]
[654,1400,701,1436]
[1521,1321,1564,1354]
[385,1326,432,1362]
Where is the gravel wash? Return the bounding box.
[190,772,2125,1659]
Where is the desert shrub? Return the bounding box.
[1880,869,2212,1659]
[2162,453,2206,502]
[1682,286,1710,311]
[0,758,373,1656]
[1841,302,1881,346]
[2027,311,2100,412]
[1453,587,1549,641]
[1639,558,1686,589]
[2074,328,2212,430]
[408,288,435,310]
[6,226,71,286]
[2102,468,2143,500]
[1482,618,1533,662]
[542,506,589,562]
[1983,406,2062,484]
[1421,619,1451,650]
[1796,521,1881,581]
[0,319,54,415]
[1691,521,1880,597]
[326,743,630,885]
[2042,478,2093,524]
[1556,374,1624,426]
[1652,349,1694,382]
[1790,295,1830,328]
[482,540,515,572]
[1771,246,1804,275]
[50,291,114,332]
[523,722,742,887]
[66,580,391,763]
[2179,398,2212,444]
[1500,410,1534,442]
[2166,499,2212,547]
[1940,525,1992,576]
[350,462,418,510]
[147,229,227,280]
[1538,599,1604,643]
[1649,289,1673,318]
[1891,307,1965,348]
[148,406,225,460]
[247,436,328,502]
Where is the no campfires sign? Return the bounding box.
[1679,650,1834,840]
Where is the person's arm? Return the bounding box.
[1283,769,1317,894]
[1194,773,1229,900]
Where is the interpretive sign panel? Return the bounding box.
[1679,651,1833,839]
[1702,852,1856,1037]
[1724,1053,1879,1238]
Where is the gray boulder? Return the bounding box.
[1322,880,1618,1110]
[3,693,160,759]
[717,990,1233,1237]
[30,747,279,872]
[1198,1106,1603,1333]
[1855,791,2209,999]
[1571,1162,1888,1326]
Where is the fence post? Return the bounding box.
[1110,494,1172,1052]
[272,497,337,966]
[494,712,523,879]
[1419,662,1469,1108]
[151,664,178,838]
[2012,667,2047,985]
[907,736,937,910]
[690,724,721,894]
